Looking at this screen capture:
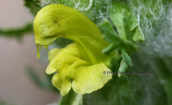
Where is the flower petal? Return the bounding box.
[46,43,81,74]
[68,61,112,94]
[47,43,112,95]
[48,48,61,62]
[52,69,71,96]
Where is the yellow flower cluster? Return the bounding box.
[34,4,112,96]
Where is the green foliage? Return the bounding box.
[83,51,171,105]
[99,19,139,55]
[83,0,172,104]
[24,0,42,16]
[110,57,120,72]
[118,59,128,77]
[118,50,133,77]
[59,89,83,105]
[83,57,169,105]
[128,0,169,39]
[122,50,133,66]
[98,19,138,77]
[0,23,33,39]
[109,1,144,43]
[98,1,144,78]
[153,57,172,105]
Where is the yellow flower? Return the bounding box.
[34,4,112,96]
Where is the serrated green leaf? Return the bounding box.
[109,1,144,42]
[98,19,119,42]
[99,19,139,54]
[123,8,137,41]
[109,1,127,39]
